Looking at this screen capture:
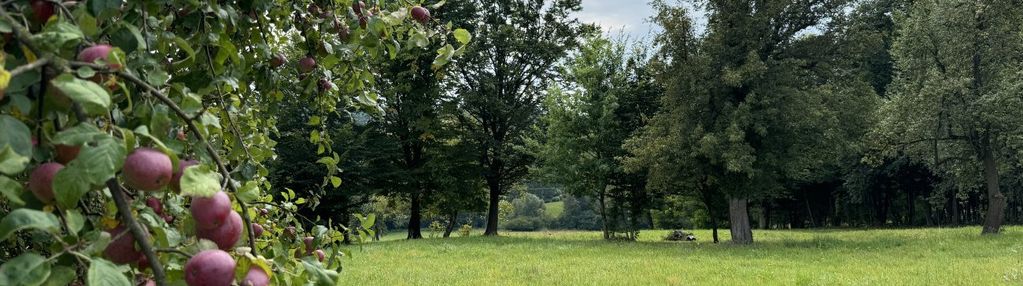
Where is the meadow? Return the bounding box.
[340,227,1023,285]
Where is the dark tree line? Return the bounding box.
[267,0,1023,243]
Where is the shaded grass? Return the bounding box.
[341,227,1023,285]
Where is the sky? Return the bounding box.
[575,0,662,43]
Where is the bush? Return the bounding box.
[504,217,544,231]
[512,193,546,218]
[459,224,473,237]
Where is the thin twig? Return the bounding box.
[155,248,193,258]
[8,58,51,77]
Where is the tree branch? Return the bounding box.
[107,179,166,286]
[70,60,260,255]
[8,58,51,77]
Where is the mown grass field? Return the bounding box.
[340,227,1023,285]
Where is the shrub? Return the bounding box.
[504,217,543,231]
[459,224,473,237]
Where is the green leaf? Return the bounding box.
[50,74,111,116]
[81,231,112,256]
[0,176,25,206]
[236,181,260,204]
[87,258,131,286]
[109,23,144,54]
[0,252,51,286]
[180,165,222,197]
[89,0,124,19]
[360,213,376,228]
[0,146,30,175]
[0,115,33,158]
[52,123,104,146]
[0,18,10,33]
[54,137,126,209]
[454,28,472,45]
[301,260,340,286]
[65,210,85,235]
[172,36,196,64]
[74,8,99,37]
[33,22,84,50]
[307,116,322,126]
[431,44,456,70]
[0,209,60,241]
[330,176,342,188]
[41,265,75,286]
[77,66,96,79]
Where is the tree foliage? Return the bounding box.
[445,0,593,236]
[0,0,464,284]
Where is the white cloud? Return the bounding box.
[576,0,660,42]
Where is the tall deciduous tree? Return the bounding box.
[629,0,873,244]
[446,0,592,235]
[534,36,659,240]
[874,0,1023,234]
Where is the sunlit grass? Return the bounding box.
[340,227,1023,285]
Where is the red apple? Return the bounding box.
[77,44,117,67]
[184,250,236,286]
[146,197,163,215]
[352,1,365,15]
[303,236,315,253]
[190,191,232,230]
[314,249,325,262]
[270,54,286,68]
[29,163,63,203]
[54,144,81,164]
[241,266,269,286]
[298,57,316,73]
[104,225,143,265]
[410,6,430,24]
[251,223,264,238]
[197,211,242,250]
[123,148,173,191]
[30,0,55,24]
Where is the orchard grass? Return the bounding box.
[341,227,1023,285]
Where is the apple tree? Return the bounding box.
[0,0,467,285]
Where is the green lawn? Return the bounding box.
[341,227,1023,285]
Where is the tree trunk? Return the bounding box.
[598,190,610,240]
[729,198,753,244]
[699,187,719,243]
[710,212,720,244]
[981,147,1006,234]
[373,220,382,241]
[407,192,423,239]
[950,193,960,226]
[443,211,458,238]
[483,178,501,236]
[647,210,655,229]
[907,188,916,226]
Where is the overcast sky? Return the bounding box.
[575,0,661,43]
